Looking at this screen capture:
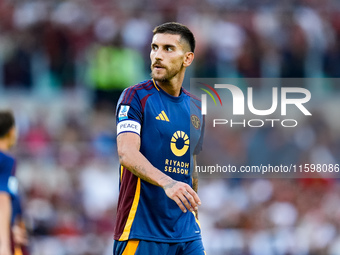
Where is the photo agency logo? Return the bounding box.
[198,82,312,128]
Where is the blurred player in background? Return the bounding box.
[0,110,29,255]
[114,22,205,254]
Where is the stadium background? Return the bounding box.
[1,0,340,254]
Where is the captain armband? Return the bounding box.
[117,120,141,136]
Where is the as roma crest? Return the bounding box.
[191,115,200,129]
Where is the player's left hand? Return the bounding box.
[12,224,28,246]
[163,180,201,213]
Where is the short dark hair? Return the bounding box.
[0,110,15,138]
[153,22,195,53]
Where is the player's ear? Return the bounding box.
[183,52,194,67]
[7,126,17,148]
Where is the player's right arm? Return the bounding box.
[117,132,201,213]
[0,192,12,255]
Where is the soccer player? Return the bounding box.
[0,110,29,255]
[114,22,205,254]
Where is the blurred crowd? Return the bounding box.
[199,106,340,254]
[1,0,340,254]
[2,0,340,94]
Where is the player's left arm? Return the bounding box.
[0,192,12,255]
[192,155,199,220]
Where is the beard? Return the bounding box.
[151,64,183,83]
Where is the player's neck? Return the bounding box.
[0,140,10,152]
[156,73,184,97]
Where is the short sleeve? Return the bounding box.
[116,87,143,136]
[0,157,14,194]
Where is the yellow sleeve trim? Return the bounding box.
[120,166,124,183]
[119,178,141,241]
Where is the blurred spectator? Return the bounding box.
[3,32,33,89]
[88,32,146,110]
[42,23,76,89]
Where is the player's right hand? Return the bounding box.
[163,180,201,213]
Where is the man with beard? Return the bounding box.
[114,22,206,255]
